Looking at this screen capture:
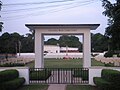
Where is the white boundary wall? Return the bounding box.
[0,67,29,85]
[17,53,83,59]
[89,66,120,85]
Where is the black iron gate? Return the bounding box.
[29,68,89,84]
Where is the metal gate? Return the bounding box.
[29,68,89,84]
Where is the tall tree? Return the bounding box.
[0,1,3,32]
[58,35,82,47]
[102,0,120,51]
[44,38,58,45]
[91,33,108,52]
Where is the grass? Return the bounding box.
[17,84,48,90]
[26,58,105,68]
[66,85,99,90]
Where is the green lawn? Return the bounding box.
[17,85,48,90]
[26,58,104,68]
[66,85,99,90]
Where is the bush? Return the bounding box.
[102,69,120,82]
[1,77,25,90]
[73,69,88,80]
[93,77,111,90]
[94,69,120,90]
[0,69,19,83]
[104,51,113,57]
[30,70,51,80]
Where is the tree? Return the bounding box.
[44,38,58,45]
[0,32,34,53]
[102,0,120,51]
[91,33,108,52]
[0,1,3,32]
[20,33,34,53]
[58,35,82,47]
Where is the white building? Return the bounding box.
[44,45,60,53]
[44,45,79,53]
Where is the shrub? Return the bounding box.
[30,70,51,80]
[93,77,111,90]
[73,69,88,80]
[102,69,120,83]
[104,51,113,57]
[0,69,19,83]
[1,77,25,90]
[94,69,120,90]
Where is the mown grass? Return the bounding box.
[26,58,105,68]
[66,85,99,90]
[17,84,48,90]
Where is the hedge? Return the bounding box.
[102,69,120,83]
[0,69,19,83]
[93,77,111,90]
[30,70,51,80]
[1,77,25,90]
[94,69,120,90]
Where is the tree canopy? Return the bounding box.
[0,32,109,53]
[0,32,34,54]
[102,0,120,51]
[0,1,3,32]
[91,33,108,52]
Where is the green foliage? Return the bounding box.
[91,33,108,52]
[104,51,113,57]
[58,35,82,48]
[94,69,120,90]
[102,0,120,51]
[0,22,3,32]
[102,69,120,83]
[0,69,19,83]
[30,70,51,80]
[0,32,34,54]
[1,78,25,90]
[73,69,88,80]
[45,38,58,45]
[93,77,111,90]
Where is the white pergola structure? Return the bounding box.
[26,24,100,68]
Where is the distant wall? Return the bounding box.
[17,53,83,59]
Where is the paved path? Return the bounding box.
[48,84,66,90]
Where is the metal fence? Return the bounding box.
[29,68,89,84]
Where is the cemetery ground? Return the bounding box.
[26,58,104,68]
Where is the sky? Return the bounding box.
[0,0,114,41]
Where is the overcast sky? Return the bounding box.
[0,0,114,41]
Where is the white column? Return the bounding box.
[83,31,91,68]
[35,30,44,68]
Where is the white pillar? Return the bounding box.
[83,31,91,68]
[35,30,44,68]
